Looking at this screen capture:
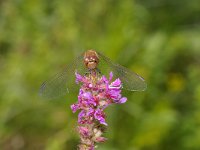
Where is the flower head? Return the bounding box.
[71,71,127,149]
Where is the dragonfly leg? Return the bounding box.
[84,69,91,76]
[96,68,101,74]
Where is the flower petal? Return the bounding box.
[119,97,127,103]
[75,72,83,84]
[109,72,113,81]
[71,104,79,113]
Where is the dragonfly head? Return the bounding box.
[84,50,99,70]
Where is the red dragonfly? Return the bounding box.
[40,50,147,99]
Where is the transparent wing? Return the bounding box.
[39,53,86,99]
[97,52,147,91]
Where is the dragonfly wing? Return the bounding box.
[39,53,86,99]
[39,69,69,99]
[97,52,147,91]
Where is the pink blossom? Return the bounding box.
[71,72,127,149]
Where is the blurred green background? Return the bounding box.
[0,0,200,150]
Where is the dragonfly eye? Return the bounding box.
[88,57,95,62]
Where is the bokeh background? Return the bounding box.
[0,0,200,150]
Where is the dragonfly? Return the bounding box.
[39,50,147,99]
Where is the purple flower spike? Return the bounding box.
[71,72,127,149]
